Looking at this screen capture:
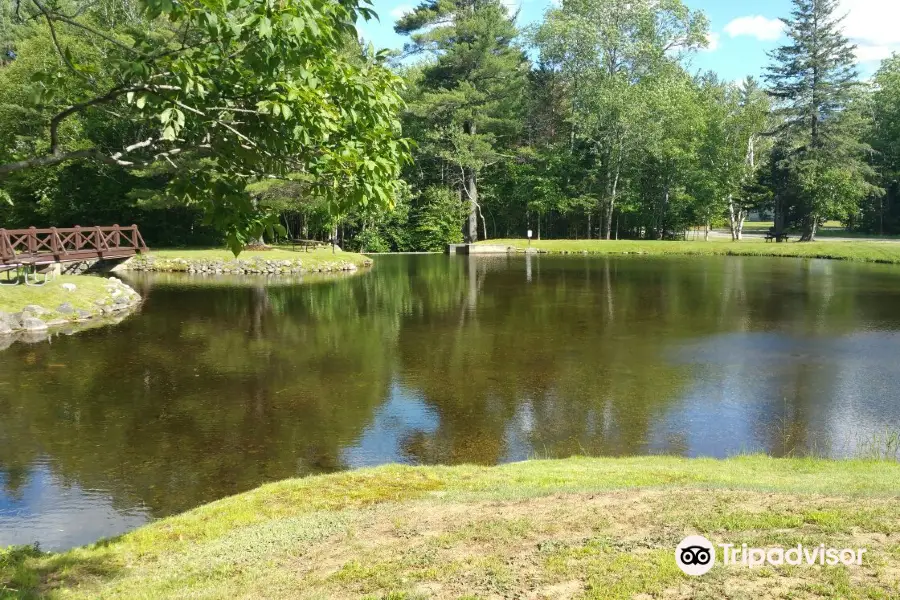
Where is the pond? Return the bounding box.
[2,253,900,549]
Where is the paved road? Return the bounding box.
[695,228,900,243]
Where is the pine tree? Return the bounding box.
[765,0,878,240]
[396,0,527,242]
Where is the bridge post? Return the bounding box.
[74,225,83,250]
[28,226,36,255]
[50,226,59,257]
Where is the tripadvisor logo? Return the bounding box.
[675,535,868,576]
[676,535,716,576]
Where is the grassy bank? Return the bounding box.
[0,275,129,315]
[127,247,372,274]
[483,238,900,264]
[4,456,900,599]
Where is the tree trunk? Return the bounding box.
[728,195,748,242]
[463,120,478,243]
[605,163,620,240]
[250,198,265,246]
[704,218,710,241]
[587,210,591,240]
[657,186,669,240]
[800,216,818,242]
[774,192,785,237]
[537,215,541,241]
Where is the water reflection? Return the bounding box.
[0,461,148,551]
[2,254,900,548]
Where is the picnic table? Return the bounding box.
[764,229,791,242]
[289,239,330,252]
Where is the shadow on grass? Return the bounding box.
[1,543,121,599]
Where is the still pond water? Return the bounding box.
[2,254,900,549]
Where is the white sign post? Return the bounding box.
[527,229,532,249]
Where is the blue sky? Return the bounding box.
[358,0,900,82]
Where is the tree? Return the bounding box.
[534,0,708,240]
[765,0,879,241]
[695,76,771,241]
[396,0,527,243]
[867,55,900,234]
[0,0,410,253]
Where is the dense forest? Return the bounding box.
[1,0,899,250]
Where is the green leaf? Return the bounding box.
[257,17,272,38]
[291,16,305,35]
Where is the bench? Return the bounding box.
[289,239,329,252]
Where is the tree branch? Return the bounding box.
[49,85,143,154]
[0,139,212,175]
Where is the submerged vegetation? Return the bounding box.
[3,456,900,598]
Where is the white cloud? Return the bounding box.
[704,32,721,52]
[838,0,900,63]
[390,4,413,19]
[501,0,520,15]
[724,15,784,42]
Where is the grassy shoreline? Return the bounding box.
[481,238,900,264]
[4,456,900,598]
[0,275,120,315]
[0,275,140,334]
[127,247,373,274]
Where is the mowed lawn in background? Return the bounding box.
[3,456,900,599]
[480,238,900,264]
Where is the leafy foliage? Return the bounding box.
[0,0,411,253]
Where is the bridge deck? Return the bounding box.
[0,225,148,267]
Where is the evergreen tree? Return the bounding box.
[765,0,878,240]
[396,0,527,242]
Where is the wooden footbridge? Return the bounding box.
[0,225,148,271]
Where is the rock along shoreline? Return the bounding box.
[125,255,372,275]
[0,277,141,346]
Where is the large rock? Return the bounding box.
[0,321,12,335]
[61,283,77,292]
[22,304,50,316]
[21,317,48,331]
[57,303,75,314]
[0,312,17,330]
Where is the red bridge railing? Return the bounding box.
[0,225,148,266]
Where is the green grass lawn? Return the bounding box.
[0,275,118,315]
[4,456,900,599]
[144,246,370,263]
[482,238,900,264]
